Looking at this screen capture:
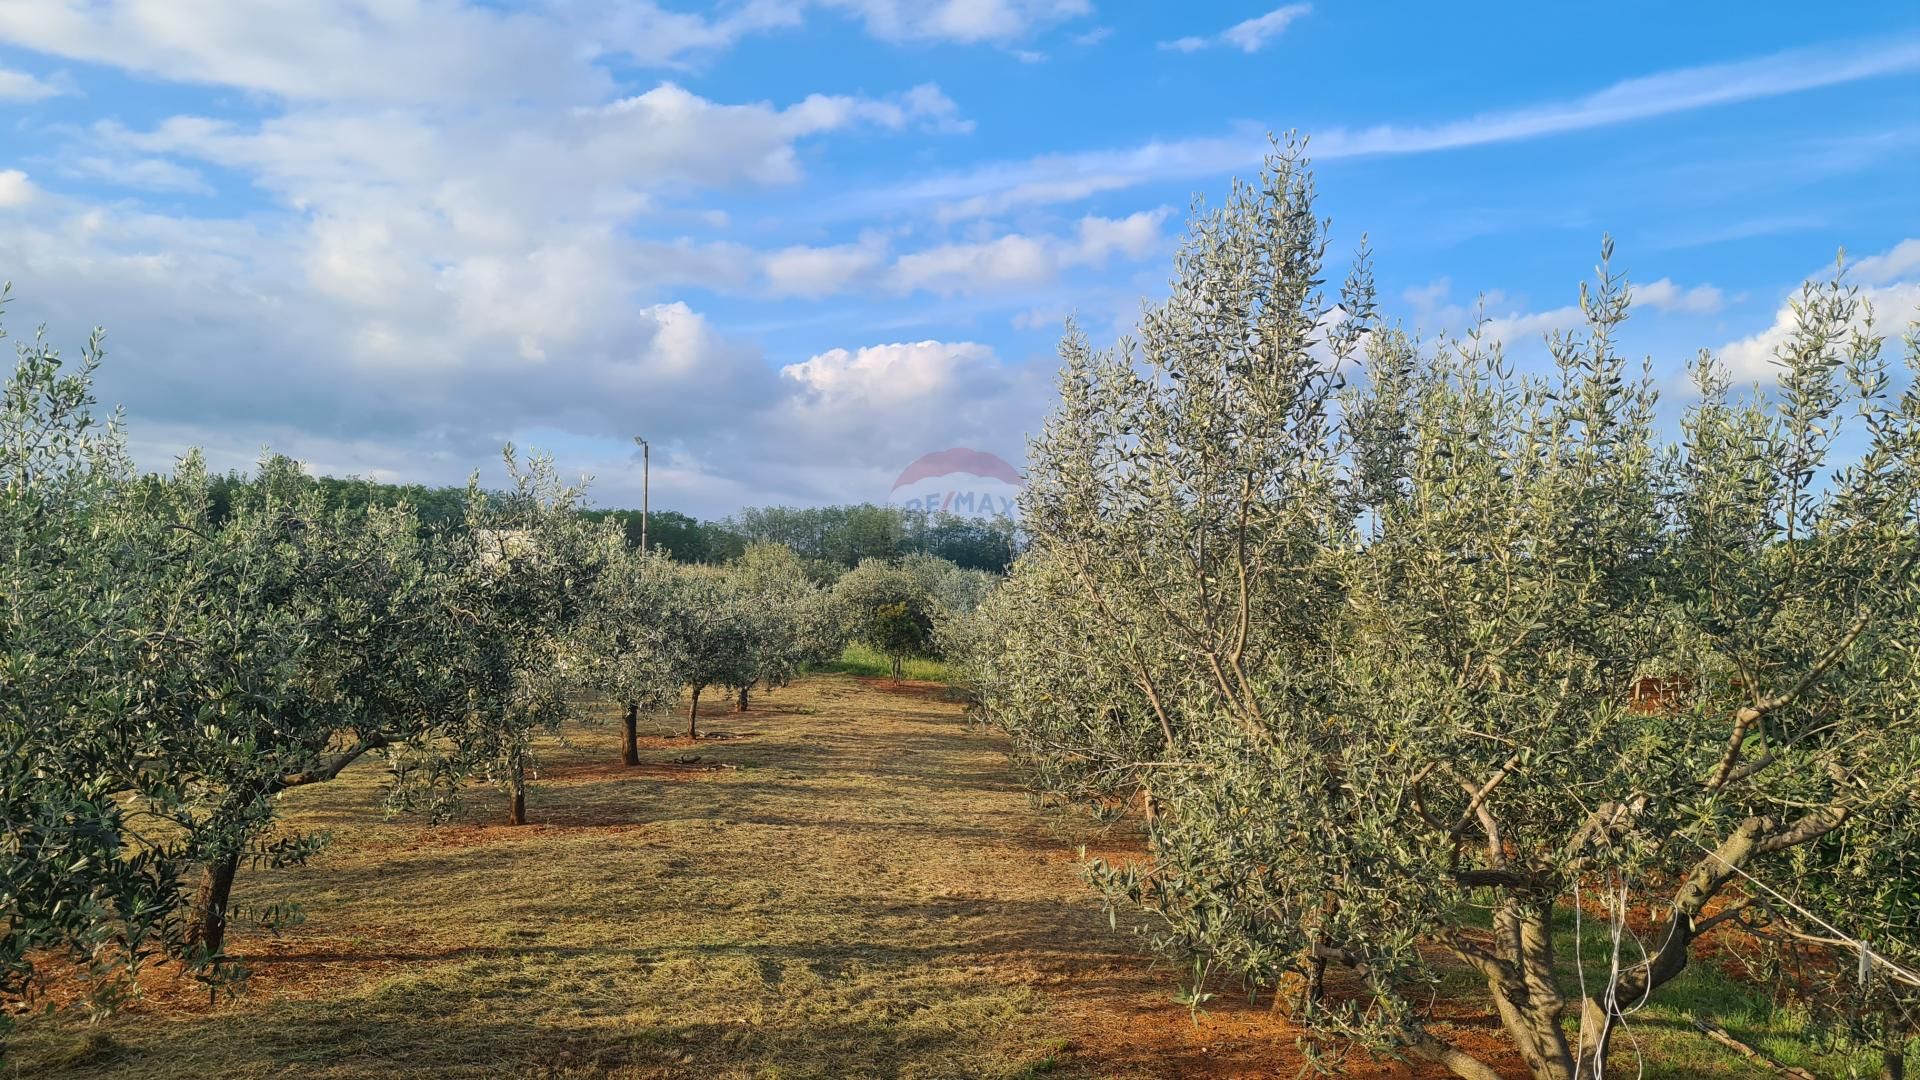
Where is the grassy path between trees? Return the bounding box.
[13,675,1836,1079]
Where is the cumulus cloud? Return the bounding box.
[0,70,995,514]
[772,339,1048,488]
[0,0,1123,514]
[1851,238,1920,285]
[0,169,36,207]
[1160,4,1309,54]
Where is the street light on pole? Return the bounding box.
[633,436,649,556]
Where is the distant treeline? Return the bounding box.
[201,472,1018,573]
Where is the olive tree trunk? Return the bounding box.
[622,702,640,766]
[687,686,702,739]
[506,752,528,826]
[185,851,242,962]
[735,686,750,712]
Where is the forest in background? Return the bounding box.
[198,471,1019,574]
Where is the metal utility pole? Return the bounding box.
[633,436,649,555]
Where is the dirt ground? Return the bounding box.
[8,675,1794,1079]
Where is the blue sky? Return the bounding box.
[1,1,1916,516]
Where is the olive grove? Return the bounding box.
[963,144,1920,1079]
[0,294,857,1051]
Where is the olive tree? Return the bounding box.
[722,543,845,711]
[946,554,1161,812]
[104,450,470,963]
[980,141,1920,1080]
[833,558,936,677]
[1,308,187,1045]
[428,449,603,825]
[662,569,756,738]
[577,538,684,765]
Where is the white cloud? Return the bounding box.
[862,36,1920,219]
[102,78,954,225]
[60,155,210,194]
[1634,277,1724,315]
[772,338,1047,483]
[893,233,1055,294]
[932,173,1142,223]
[1221,5,1311,52]
[0,65,60,100]
[890,210,1169,295]
[822,0,1091,44]
[1403,277,1452,314]
[0,0,1079,95]
[1069,208,1169,264]
[1160,4,1310,54]
[1719,239,1920,381]
[1850,238,1920,286]
[762,235,892,298]
[0,169,36,207]
[1480,305,1584,344]
[0,64,992,511]
[0,0,601,104]
[0,1,1068,513]
[784,339,994,402]
[594,1,807,68]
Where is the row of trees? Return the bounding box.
[728,503,1017,573]
[203,470,1022,574]
[0,301,975,1053]
[956,145,1919,1079]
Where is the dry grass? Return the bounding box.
[6,675,1855,1079]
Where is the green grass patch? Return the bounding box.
[1433,901,1906,1077]
[809,641,949,681]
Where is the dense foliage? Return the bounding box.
[3,311,184,1039]
[833,560,938,678]
[963,145,1920,1079]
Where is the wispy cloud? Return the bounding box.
[1160,5,1310,54]
[0,65,61,101]
[863,35,1920,220]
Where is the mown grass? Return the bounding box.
[6,676,1106,1080]
[808,641,950,682]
